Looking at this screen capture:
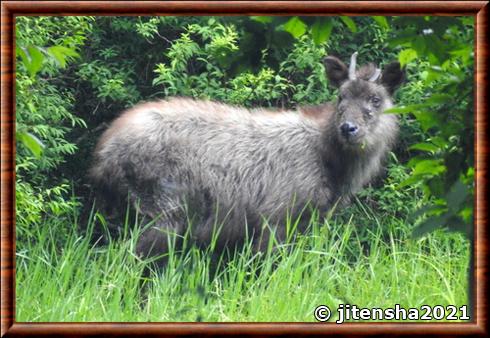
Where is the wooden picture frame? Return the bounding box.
[1,1,488,336]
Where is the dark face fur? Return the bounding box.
[324,55,405,148]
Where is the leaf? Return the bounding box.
[411,159,446,176]
[25,46,45,77]
[409,142,439,153]
[445,179,469,212]
[407,156,423,168]
[384,104,427,114]
[412,110,441,132]
[383,106,414,114]
[398,48,417,67]
[398,175,421,188]
[445,215,471,235]
[372,16,389,29]
[311,18,333,45]
[250,16,273,24]
[47,46,80,68]
[16,131,44,158]
[425,35,447,65]
[425,93,453,105]
[412,36,427,57]
[340,17,357,32]
[282,17,307,39]
[460,206,473,223]
[412,213,451,237]
[409,204,447,221]
[16,46,29,68]
[94,211,108,227]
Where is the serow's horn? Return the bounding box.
[368,68,381,82]
[349,52,358,80]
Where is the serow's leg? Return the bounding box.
[252,224,286,254]
[136,220,181,269]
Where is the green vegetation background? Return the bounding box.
[15,16,473,322]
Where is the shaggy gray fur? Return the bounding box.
[90,55,405,259]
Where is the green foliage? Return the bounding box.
[78,61,139,103]
[16,180,79,247]
[282,17,308,38]
[311,18,334,45]
[386,17,474,236]
[372,16,389,30]
[339,16,358,33]
[15,44,81,158]
[15,131,44,158]
[15,17,92,233]
[148,18,332,107]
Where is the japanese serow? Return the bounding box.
[90,53,406,261]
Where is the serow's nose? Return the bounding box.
[340,122,359,137]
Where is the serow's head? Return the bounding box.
[324,52,405,148]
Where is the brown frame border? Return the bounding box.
[1,1,488,337]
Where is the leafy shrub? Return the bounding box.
[387,17,474,236]
[15,17,93,238]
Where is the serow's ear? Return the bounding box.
[380,61,406,94]
[324,56,349,88]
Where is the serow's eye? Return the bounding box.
[371,96,381,107]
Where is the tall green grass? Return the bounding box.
[16,199,469,322]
